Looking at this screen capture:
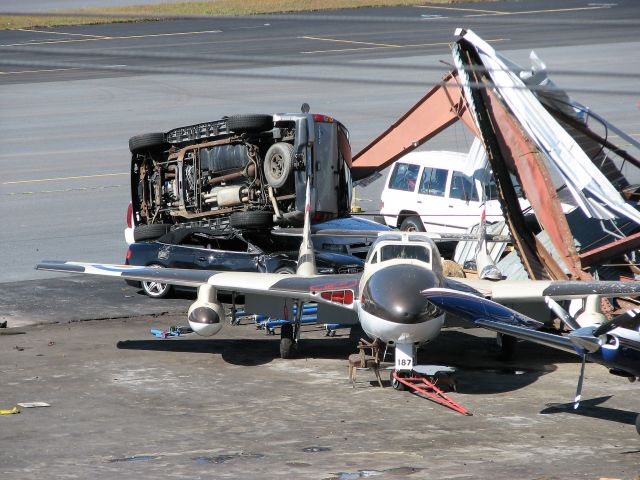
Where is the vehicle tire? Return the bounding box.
[498,333,517,361]
[280,323,295,359]
[141,264,172,299]
[133,223,171,242]
[229,211,273,230]
[226,114,273,133]
[636,414,640,435]
[264,142,294,189]
[400,215,425,232]
[349,324,365,344]
[391,370,407,391]
[128,132,167,153]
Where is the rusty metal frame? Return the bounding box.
[352,71,477,179]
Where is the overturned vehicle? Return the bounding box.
[129,112,353,237]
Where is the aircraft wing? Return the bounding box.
[35,260,361,309]
[447,277,640,303]
[422,287,577,354]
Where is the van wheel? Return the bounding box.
[264,142,294,189]
[400,216,425,232]
[133,223,171,242]
[229,211,273,229]
[227,114,273,133]
[129,132,167,154]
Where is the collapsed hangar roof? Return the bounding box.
[353,29,640,296]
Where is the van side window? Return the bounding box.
[450,171,479,201]
[484,176,499,201]
[418,167,447,197]
[389,163,419,192]
[483,173,523,200]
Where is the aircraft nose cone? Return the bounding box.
[361,264,442,324]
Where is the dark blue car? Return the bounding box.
[125,227,364,298]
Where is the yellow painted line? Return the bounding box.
[414,5,505,14]
[3,172,127,185]
[465,6,610,17]
[17,28,108,38]
[299,35,402,48]
[0,64,127,75]
[0,67,83,75]
[0,29,222,47]
[6,185,125,196]
[301,38,508,55]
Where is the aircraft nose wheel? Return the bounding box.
[280,323,295,359]
[391,370,409,391]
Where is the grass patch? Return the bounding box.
[1,0,466,30]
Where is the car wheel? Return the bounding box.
[226,114,273,133]
[133,224,171,242]
[128,132,167,154]
[264,142,294,189]
[400,215,425,232]
[141,264,172,299]
[274,266,296,274]
[229,211,273,230]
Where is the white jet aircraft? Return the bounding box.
[37,180,640,379]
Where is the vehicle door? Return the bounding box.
[195,236,259,272]
[313,120,341,216]
[444,170,482,231]
[416,166,451,232]
[156,237,197,269]
[382,161,421,225]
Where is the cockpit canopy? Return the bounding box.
[379,244,431,263]
[365,232,442,276]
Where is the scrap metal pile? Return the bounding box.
[353,29,640,315]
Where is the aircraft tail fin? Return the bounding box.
[475,204,502,280]
[296,178,316,276]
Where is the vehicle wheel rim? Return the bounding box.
[270,154,284,179]
[144,281,168,296]
[143,265,168,297]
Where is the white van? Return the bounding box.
[380,148,519,233]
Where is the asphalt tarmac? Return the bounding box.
[1,313,639,479]
[2,0,639,283]
[1,2,640,477]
